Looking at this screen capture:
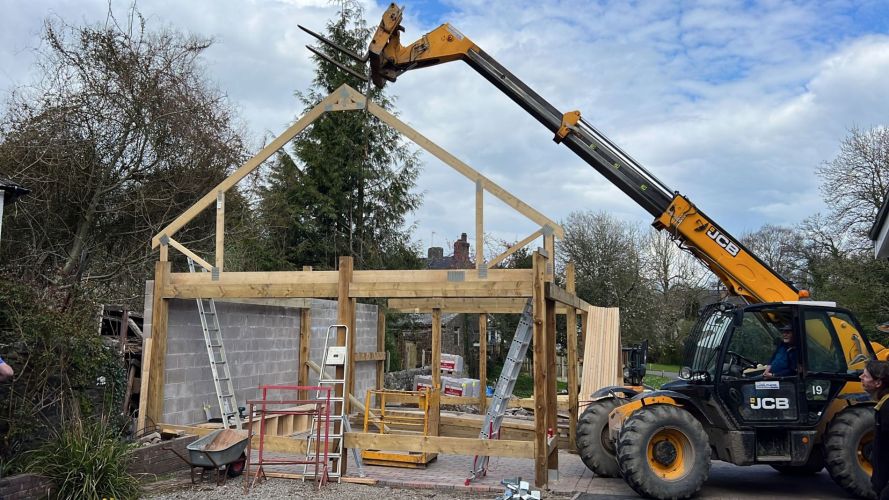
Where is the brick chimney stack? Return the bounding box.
[454,233,470,265]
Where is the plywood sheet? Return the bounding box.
[578,306,621,414]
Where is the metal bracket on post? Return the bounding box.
[447,270,465,282]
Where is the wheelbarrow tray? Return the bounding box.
[186,429,249,468]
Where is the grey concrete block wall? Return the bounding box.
[161,299,301,425]
[142,285,379,425]
[305,299,378,407]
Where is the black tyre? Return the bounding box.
[576,398,622,477]
[616,405,710,500]
[770,447,825,475]
[825,406,876,499]
[227,452,246,478]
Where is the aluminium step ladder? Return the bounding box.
[187,257,242,429]
[466,298,534,484]
[303,325,364,481]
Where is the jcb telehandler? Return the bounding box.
[302,5,889,498]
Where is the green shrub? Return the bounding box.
[26,420,140,500]
[0,277,127,461]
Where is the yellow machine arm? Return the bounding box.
[347,3,801,304]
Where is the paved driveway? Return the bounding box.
[363,451,856,499]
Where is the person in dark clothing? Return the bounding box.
[0,354,12,382]
[861,360,889,499]
[763,324,798,377]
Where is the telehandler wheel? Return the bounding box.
[825,406,876,499]
[770,447,824,475]
[576,398,622,477]
[616,405,710,500]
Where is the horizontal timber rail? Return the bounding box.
[388,297,580,315]
[162,269,534,299]
[344,432,535,458]
[544,282,591,311]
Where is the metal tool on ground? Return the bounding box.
[466,299,534,485]
[302,325,365,481]
[500,478,541,500]
[187,257,241,429]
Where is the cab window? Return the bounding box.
[722,307,791,379]
[803,310,847,373]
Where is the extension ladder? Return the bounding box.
[466,299,534,484]
[188,257,241,429]
[303,325,364,481]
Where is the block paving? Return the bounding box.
[354,451,855,499]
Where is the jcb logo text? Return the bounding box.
[749,397,790,410]
[707,227,740,257]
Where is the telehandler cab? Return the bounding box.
[301,5,888,498]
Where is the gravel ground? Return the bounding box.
[144,471,575,500]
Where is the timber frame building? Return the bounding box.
[138,84,594,487]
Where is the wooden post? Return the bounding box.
[430,307,442,436]
[298,266,312,400]
[476,180,484,270]
[377,309,386,391]
[478,313,487,413]
[543,233,555,282]
[348,296,357,410]
[136,335,153,431]
[566,262,579,450]
[337,256,354,474]
[532,251,548,487]
[144,261,171,430]
[546,294,559,474]
[215,191,224,271]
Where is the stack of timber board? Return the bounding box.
[578,306,621,414]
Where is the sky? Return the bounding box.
[2,0,889,260]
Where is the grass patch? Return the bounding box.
[643,374,672,389]
[648,363,680,373]
[504,373,567,398]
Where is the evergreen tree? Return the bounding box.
[258,1,422,270]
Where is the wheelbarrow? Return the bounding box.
[165,429,250,485]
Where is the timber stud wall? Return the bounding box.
[138,84,593,487]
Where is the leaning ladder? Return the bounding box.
[303,325,364,481]
[466,298,534,484]
[188,258,242,429]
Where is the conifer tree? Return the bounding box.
[259,1,422,270]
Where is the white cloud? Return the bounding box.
[2,0,888,259]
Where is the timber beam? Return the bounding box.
[162,269,534,299]
[388,297,527,313]
[544,282,591,311]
